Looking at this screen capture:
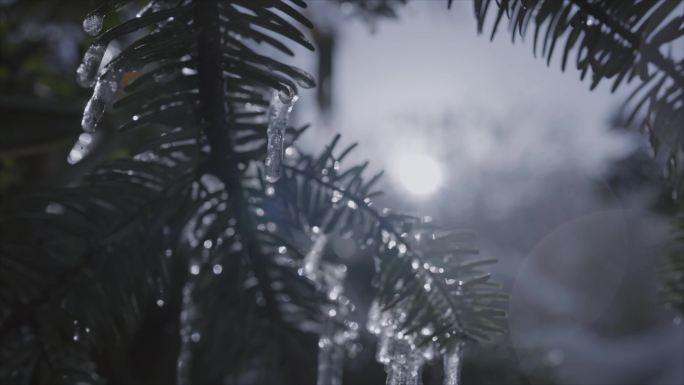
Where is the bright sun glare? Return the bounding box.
[390,151,444,197]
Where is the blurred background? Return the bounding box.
[1,1,682,384]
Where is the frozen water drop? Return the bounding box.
[82,13,103,36]
[81,70,121,132]
[76,43,106,88]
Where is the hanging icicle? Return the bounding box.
[317,321,345,385]
[300,232,355,385]
[264,89,298,183]
[384,338,424,385]
[176,277,198,385]
[81,70,122,132]
[443,342,464,385]
[67,132,100,164]
[76,43,106,88]
[368,301,426,385]
[369,225,476,385]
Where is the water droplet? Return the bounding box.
[212,264,223,275]
[285,146,298,158]
[45,202,65,215]
[265,185,276,196]
[181,67,197,76]
[190,264,200,275]
[331,190,343,203]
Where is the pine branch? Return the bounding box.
[281,144,506,349]
[284,164,464,327]
[570,0,684,88]
[193,0,283,324]
[194,0,229,178]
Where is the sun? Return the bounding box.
[390,151,445,197]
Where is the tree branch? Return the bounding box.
[570,0,684,88]
[193,0,281,322]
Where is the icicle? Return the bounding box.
[317,321,345,385]
[82,13,104,36]
[81,70,121,132]
[177,279,198,385]
[384,338,424,385]
[443,342,464,385]
[264,89,297,183]
[67,132,99,164]
[301,233,352,385]
[76,43,106,88]
[368,298,430,385]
